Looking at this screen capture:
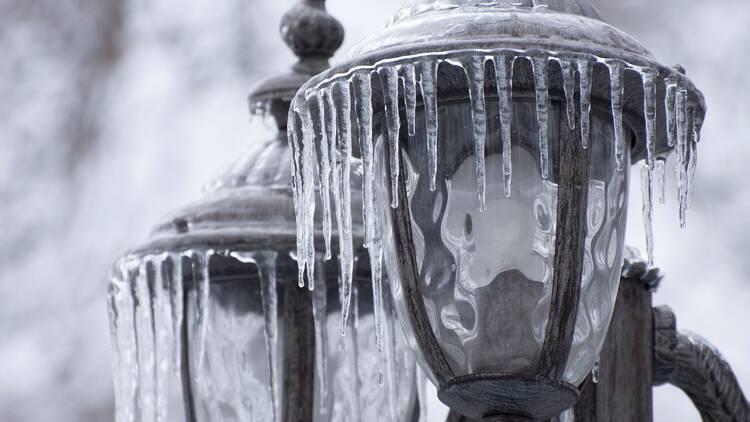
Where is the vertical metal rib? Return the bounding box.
[282,281,316,422]
[537,92,590,378]
[388,131,455,386]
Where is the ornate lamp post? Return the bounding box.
[107,2,418,422]
[284,0,748,420]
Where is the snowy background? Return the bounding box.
[0,0,748,421]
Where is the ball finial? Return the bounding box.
[281,0,344,75]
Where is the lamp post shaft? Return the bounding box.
[572,277,654,421]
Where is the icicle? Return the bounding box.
[369,188,386,386]
[606,60,626,171]
[315,92,334,261]
[577,58,593,149]
[642,69,658,171]
[378,66,402,208]
[167,253,183,376]
[191,251,212,380]
[352,72,374,251]
[383,300,399,422]
[416,366,428,422]
[289,109,308,288]
[134,260,156,422]
[231,251,281,422]
[110,262,138,422]
[462,55,488,209]
[493,53,514,197]
[640,165,655,266]
[687,120,698,211]
[401,64,418,137]
[665,77,678,147]
[675,88,689,228]
[106,282,123,422]
[532,55,550,179]
[331,80,355,334]
[418,60,439,191]
[312,257,329,411]
[560,59,576,130]
[152,256,172,422]
[656,158,666,205]
[301,101,317,289]
[344,282,362,421]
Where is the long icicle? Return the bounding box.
[135,260,156,422]
[532,55,550,179]
[687,115,698,212]
[401,64,418,137]
[641,165,655,266]
[232,251,281,422]
[152,256,171,422]
[345,282,362,421]
[494,52,514,197]
[353,72,374,249]
[300,102,317,289]
[676,88,688,227]
[332,80,355,334]
[383,296,399,422]
[607,60,626,171]
[577,57,593,149]
[192,251,212,380]
[312,257,329,412]
[167,253,183,377]
[316,92,333,261]
[656,158,667,205]
[289,109,307,288]
[378,66,402,208]
[463,55,488,209]
[665,77,678,148]
[418,60,439,191]
[642,69,658,171]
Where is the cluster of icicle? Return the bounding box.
[107,249,282,422]
[108,248,425,422]
[288,48,704,348]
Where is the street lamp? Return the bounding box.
[107,1,418,422]
[287,0,707,420]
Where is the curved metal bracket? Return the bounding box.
[653,305,750,422]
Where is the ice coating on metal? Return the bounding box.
[288,48,704,377]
